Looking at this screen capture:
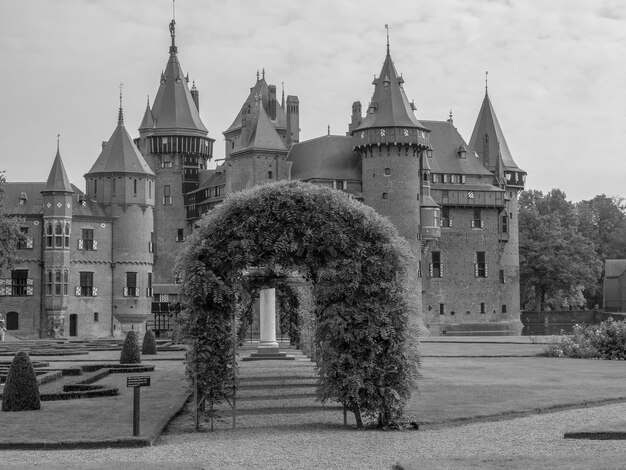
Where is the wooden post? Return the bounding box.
[232,310,237,430]
[343,404,347,426]
[194,367,199,432]
[133,386,141,436]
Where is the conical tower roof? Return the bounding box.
[87,108,154,176]
[468,91,522,172]
[43,146,73,193]
[147,20,208,136]
[139,97,155,130]
[356,51,427,131]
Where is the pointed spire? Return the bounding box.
[256,69,260,81]
[281,82,285,108]
[262,68,265,80]
[44,141,73,193]
[139,94,155,130]
[118,82,124,125]
[447,109,453,124]
[385,24,390,56]
[169,14,177,54]
[327,124,330,136]
[485,70,488,95]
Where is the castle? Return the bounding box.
[0,19,525,338]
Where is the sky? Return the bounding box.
[0,0,624,202]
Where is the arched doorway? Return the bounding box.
[6,312,19,330]
[178,181,420,427]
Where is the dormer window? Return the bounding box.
[19,192,27,205]
[458,145,467,159]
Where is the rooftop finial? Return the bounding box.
[57,134,60,153]
[147,94,150,105]
[256,69,260,81]
[169,6,177,54]
[118,82,124,125]
[485,70,488,95]
[281,81,285,108]
[448,109,453,124]
[385,24,390,55]
[262,68,265,80]
[327,124,330,136]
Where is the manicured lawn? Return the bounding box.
[0,359,187,446]
[409,356,626,426]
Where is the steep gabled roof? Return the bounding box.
[468,92,522,172]
[356,52,427,131]
[86,110,154,176]
[145,21,208,136]
[244,103,287,151]
[421,120,492,176]
[287,135,361,181]
[139,98,155,130]
[43,148,73,193]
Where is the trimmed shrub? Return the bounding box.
[141,329,157,355]
[545,317,626,359]
[2,351,41,411]
[120,330,141,364]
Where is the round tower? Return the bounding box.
[85,101,155,336]
[351,39,432,325]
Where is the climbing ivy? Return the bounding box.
[177,181,420,427]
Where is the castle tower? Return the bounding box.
[136,18,214,290]
[468,84,526,329]
[225,95,291,193]
[85,101,155,336]
[351,37,432,321]
[41,144,74,337]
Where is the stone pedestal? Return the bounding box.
[243,288,294,361]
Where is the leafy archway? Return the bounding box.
[177,181,420,427]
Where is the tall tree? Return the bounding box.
[0,172,24,271]
[519,189,601,311]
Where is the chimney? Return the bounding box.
[191,81,200,112]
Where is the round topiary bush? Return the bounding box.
[120,330,141,364]
[2,351,41,412]
[141,329,157,355]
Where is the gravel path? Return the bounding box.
[1,402,626,469]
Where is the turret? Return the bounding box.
[41,142,74,338]
[419,149,441,241]
[286,95,300,145]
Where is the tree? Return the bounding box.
[120,330,141,364]
[519,189,601,311]
[0,172,25,271]
[141,329,157,355]
[2,351,41,411]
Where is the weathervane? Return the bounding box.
[385,24,390,55]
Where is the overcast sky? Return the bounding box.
[1,0,624,201]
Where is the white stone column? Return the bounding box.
[258,288,279,352]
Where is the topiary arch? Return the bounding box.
[177,180,420,427]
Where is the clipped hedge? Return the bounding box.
[2,351,41,411]
[120,330,141,364]
[545,317,626,359]
[142,329,157,355]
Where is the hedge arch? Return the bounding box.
[177,181,420,427]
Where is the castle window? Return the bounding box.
[442,174,448,183]
[94,312,99,322]
[147,273,153,297]
[502,305,507,313]
[441,207,451,228]
[79,272,95,297]
[430,252,442,278]
[480,302,486,314]
[149,232,155,253]
[176,229,185,242]
[54,270,62,295]
[499,269,505,284]
[382,192,388,200]
[124,272,138,297]
[17,227,33,249]
[163,185,172,205]
[439,303,445,315]
[475,251,487,278]
[112,177,116,196]
[215,186,222,197]
[94,179,98,196]
[333,180,345,190]
[268,171,273,179]
[79,229,96,251]
[64,222,70,248]
[148,180,152,198]
[45,223,53,248]
[501,214,508,234]
[133,179,138,197]
[461,175,466,184]
[46,271,53,295]
[54,222,64,248]
[432,174,440,183]
[472,208,483,228]
[384,168,391,176]
[10,270,29,297]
